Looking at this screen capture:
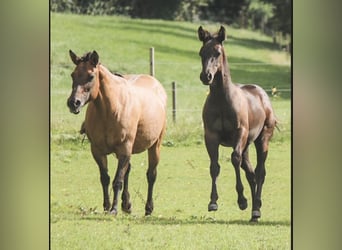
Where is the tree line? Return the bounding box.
[51,0,291,37]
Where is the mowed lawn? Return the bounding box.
[51,13,291,249]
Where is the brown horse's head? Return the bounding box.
[198,26,226,85]
[67,50,99,114]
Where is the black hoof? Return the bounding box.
[145,209,153,216]
[252,210,261,219]
[238,197,248,210]
[104,201,111,211]
[145,204,153,216]
[208,203,218,211]
[121,202,132,214]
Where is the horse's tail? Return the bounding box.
[274,116,281,132]
[80,121,87,144]
[80,121,86,134]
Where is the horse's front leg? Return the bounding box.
[121,162,132,213]
[232,127,248,211]
[110,155,130,215]
[205,132,220,211]
[91,146,110,211]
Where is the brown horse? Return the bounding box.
[67,50,167,216]
[198,26,277,222]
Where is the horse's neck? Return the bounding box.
[211,61,236,100]
[95,65,128,115]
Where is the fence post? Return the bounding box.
[150,47,154,77]
[172,81,176,123]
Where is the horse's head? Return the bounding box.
[198,26,226,85]
[67,50,99,114]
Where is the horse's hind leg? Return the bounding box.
[91,146,110,211]
[241,147,257,220]
[145,140,161,216]
[252,126,273,221]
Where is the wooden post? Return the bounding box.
[150,47,154,77]
[172,81,176,123]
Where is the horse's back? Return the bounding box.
[238,83,271,110]
[124,74,167,107]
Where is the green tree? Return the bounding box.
[260,0,292,35]
[129,0,182,19]
[205,0,249,24]
[247,0,274,32]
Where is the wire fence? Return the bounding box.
[52,48,291,122]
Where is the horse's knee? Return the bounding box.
[113,180,123,191]
[231,151,242,168]
[210,162,220,177]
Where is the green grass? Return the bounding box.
[51,13,291,249]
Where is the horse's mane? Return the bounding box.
[113,72,124,78]
[81,52,124,78]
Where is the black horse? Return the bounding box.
[198,26,277,222]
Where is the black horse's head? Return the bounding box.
[198,26,226,85]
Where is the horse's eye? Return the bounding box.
[214,51,220,57]
[88,75,94,82]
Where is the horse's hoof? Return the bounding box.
[238,198,248,210]
[208,203,218,211]
[110,208,118,216]
[145,204,153,216]
[252,210,261,219]
[122,202,132,214]
[104,206,111,212]
[145,208,153,216]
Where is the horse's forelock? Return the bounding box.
[80,52,93,62]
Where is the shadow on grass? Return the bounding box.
[78,212,290,227]
[227,35,280,51]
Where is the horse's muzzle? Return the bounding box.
[200,71,213,85]
[67,97,81,114]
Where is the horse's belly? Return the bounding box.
[132,118,165,154]
[132,139,154,154]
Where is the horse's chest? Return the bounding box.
[203,107,239,145]
[209,116,235,133]
[85,119,127,154]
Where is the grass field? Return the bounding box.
[51,13,291,249]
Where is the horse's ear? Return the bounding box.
[198,26,210,43]
[69,50,80,65]
[90,50,99,66]
[217,26,226,43]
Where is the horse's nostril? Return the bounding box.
[207,73,213,81]
[75,99,81,107]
